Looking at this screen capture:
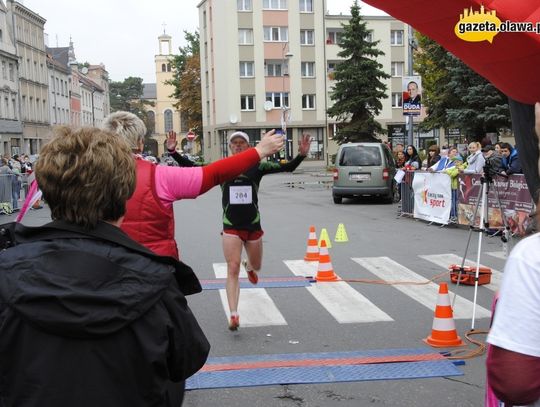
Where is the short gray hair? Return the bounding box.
[103,111,146,151]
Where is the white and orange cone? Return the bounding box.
[315,241,338,281]
[304,226,319,262]
[423,283,464,348]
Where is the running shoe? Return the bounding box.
[228,315,240,331]
[242,259,259,285]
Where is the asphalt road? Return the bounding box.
[171,170,506,407]
[6,168,510,407]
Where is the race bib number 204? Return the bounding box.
[230,186,252,204]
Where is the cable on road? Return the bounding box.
[339,270,450,285]
[445,329,488,360]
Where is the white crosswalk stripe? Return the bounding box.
[486,251,507,260]
[213,263,287,327]
[419,253,502,292]
[351,257,491,319]
[284,260,393,323]
[211,253,497,328]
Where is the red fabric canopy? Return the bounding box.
[363,0,540,105]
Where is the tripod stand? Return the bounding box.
[452,173,511,330]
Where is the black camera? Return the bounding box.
[483,153,503,180]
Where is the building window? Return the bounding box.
[299,0,313,12]
[167,63,171,72]
[1,61,5,80]
[240,95,255,111]
[302,94,315,109]
[164,109,173,131]
[391,92,403,107]
[301,62,315,77]
[266,92,288,108]
[263,0,287,10]
[162,63,166,72]
[8,63,14,81]
[238,29,253,45]
[391,30,404,46]
[326,30,343,45]
[300,29,314,45]
[391,61,404,77]
[365,31,373,42]
[263,26,288,42]
[265,62,284,77]
[239,61,254,77]
[237,0,252,11]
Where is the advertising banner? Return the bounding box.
[457,174,535,236]
[413,172,452,224]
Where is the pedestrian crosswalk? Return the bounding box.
[212,253,504,328]
[285,260,393,323]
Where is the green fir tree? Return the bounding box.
[327,0,390,144]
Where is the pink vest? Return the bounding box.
[121,159,178,259]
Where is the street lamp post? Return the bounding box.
[281,42,293,159]
[407,25,415,147]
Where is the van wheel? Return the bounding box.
[384,182,398,204]
[333,195,343,204]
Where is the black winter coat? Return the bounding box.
[0,221,209,407]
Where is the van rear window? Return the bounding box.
[339,146,382,166]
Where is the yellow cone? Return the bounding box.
[318,228,332,248]
[334,223,349,243]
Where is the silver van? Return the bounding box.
[332,142,397,204]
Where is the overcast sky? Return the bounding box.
[23,0,385,84]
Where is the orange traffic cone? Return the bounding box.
[304,226,319,262]
[423,283,464,348]
[315,241,338,281]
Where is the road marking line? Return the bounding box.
[284,260,393,323]
[486,251,506,260]
[213,263,287,327]
[419,253,502,292]
[352,257,491,319]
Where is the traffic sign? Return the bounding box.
[186,131,196,141]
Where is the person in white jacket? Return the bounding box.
[461,142,485,174]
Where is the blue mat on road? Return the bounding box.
[186,348,463,390]
[200,277,313,290]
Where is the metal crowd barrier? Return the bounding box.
[398,170,415,217]
[0,172,28,215]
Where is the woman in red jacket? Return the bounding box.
[103,111,283,260]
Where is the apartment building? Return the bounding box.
[46,52,70,126]
[7,0,48,154]
[78,73,104,127]
[87,63,110,122]
[47,42,109,129]
[0,0,21,156]
[198,0,416,163]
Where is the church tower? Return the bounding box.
[153,30,181,156]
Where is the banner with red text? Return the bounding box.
[457,174,534,236]
[413,172,452,224]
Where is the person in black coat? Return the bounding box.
[0,126,210,407]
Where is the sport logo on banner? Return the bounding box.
[412,172,452,224]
